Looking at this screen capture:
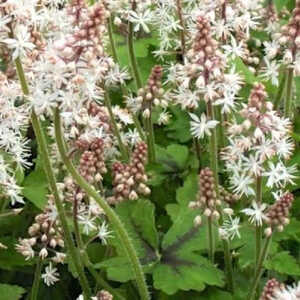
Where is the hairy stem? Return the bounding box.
[207,216,215,264]
[274,73,286,110]
[284,67,294,118]
[223,239,234,293]
[103,91,129,161]
[206,101,219,197]
[176,0,186,57]
[107,17,145,140]
[127,21,142,90]
[30,258,43,300]
[54,108,150,300]
[255,176,262,267]
[247,236,272,300]
[15,58,92,300]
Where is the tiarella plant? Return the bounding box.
[0,0,299,300]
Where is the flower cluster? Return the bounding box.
[189,167,221,224]
[260,278,284,300]
[16,197,65,262]
[264,192,294,235]
[222,83,295,197]
[108,142,150,204]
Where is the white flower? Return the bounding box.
[189,113,219,139]
[230,171,255,196]
[78,213,97,235]
[2,25,35,60]
[241,202,267,226]
[272,281,300,300]
[97,221,113,245]
[128,9,153,33]
[220,216,241,240]
[42,263,59,286]
[223,36,246,59]
[260,58,280,86]
[263,161,297,188]
[158,111,171,125]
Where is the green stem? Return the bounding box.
[127,21,142,90]
[255,176,262,267]
[15,58,92,299]
[206,101,219,197]
[30,258,43,300]
[54,108,150,300]
[207,216,215,264]
[108,17,145,141]
[247,236,272,300]
[215,106,226,150]
[284,67,294,118]
[83,253,126,300]
[222,239,234,293]
[146,108,156,164]
[103,91,129,162]
[274,74,287,110]
[176,0,186,57]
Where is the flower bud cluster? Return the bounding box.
[187,15,224,87]
[55,1,109,62]
[78,138,108,184]
[138,65,165,118]
[260,278,284,300]
[16,198,66,262]
[108,142,150,204]
[265,192,294,234]
[281,0,300,59]
[219,186,239,205]
[189,168,221,225]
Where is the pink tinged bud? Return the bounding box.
[95,173,102,182]
[195,76,205,88]
[189,201,197,209]
[153,98,160,106]
[223,208,234,215]
[54,39,66,51]
[129,190,138,200]
[283,50,293,64]
[127,177,135,186]
[116,184,124,192]
[204,208,212,217]
[212,211,220,220]
[50,239,57,248]
[114,17,122,26]
[143,109,150,118]
[277,225,284,232]
[39,248,48,259]
[264,227,272,237]
[41,234,48,242]
[194,215,202,227]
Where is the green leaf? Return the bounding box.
[0,237,33,269]
[0,284,25,300]
[22,157,48,210]
[165,145,189,170]
[265,251,300,276]
[153,174,224,295]
[274,0,289,10]
[232,58,257,85]
[166,106,192,143]
[97,199,159,282]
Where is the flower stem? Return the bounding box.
[274,73,287,110]
[222,239,234,293]
[206,101,219,197]
[207,216,215,264]
[72,195,124,300]
[284,67,294,118]
[215,106,226,150]
[127,20,142,90]
[30,258,43,300]
[54,108,150,300]
[15,58,92,300]
[255,176,262,267]
[145,109,156,164]
[103,91,129,162]
[176,0,186,57]
[107,18,145,141]
[247,236,272,300]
